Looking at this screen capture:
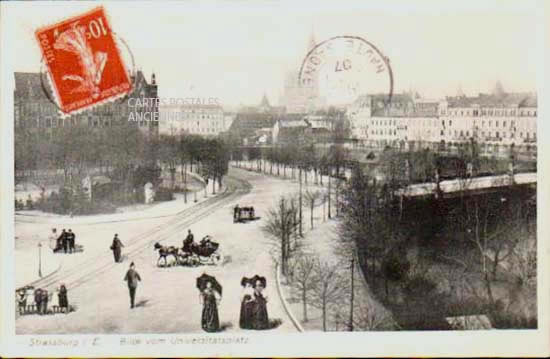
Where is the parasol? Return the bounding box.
[249,274,267,288]
[196,273,222,295]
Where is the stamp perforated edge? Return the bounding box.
[34,5,133,118]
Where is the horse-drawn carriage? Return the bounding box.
[154,235,223,267]
[233,205,259,223]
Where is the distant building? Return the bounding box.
[237,94,286,115]
[440,91,537,155]
[272,115,309,145]
[226,112,277,145]
[346,83,537,156]
[161,104,232,136]
[279,32,326,114]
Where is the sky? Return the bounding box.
[3,0,540,108]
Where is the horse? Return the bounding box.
[153,242,180,267]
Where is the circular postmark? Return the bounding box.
[298,35,393,106]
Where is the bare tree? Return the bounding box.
[304,189,323,230]
[262,196,300,275]
[288,253,318,322]
[352,300,396,331]
[310,259,349,331]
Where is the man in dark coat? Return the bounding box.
[66,229,76,253]
[61,229,69,253]
[40,289,49,315]
[33,288,42,314]
[182,229,194,253]
[110,234,124,263]
[56,229,67,253]
[124,262,141,309]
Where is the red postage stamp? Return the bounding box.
[35,6,132,115]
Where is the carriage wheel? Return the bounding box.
[211,252,223,265]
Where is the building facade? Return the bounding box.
[347,89,537,157]
[161,104,233,136]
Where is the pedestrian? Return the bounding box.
[239,278,254,329]
[33,288,42,314]
[250,279,269,330]
[124,262,141,309]
[58,284,69,313]
[40,289,49,315]
[110,234,124,263]
[199,280,221,332]
[16,288,28,315]
[66,229,75,253]
[60,228,68,253]
[48,228,58,253]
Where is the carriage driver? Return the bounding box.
[183,229,195,253]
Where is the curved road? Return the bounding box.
[16,168,299,334]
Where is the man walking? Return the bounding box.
[110,234,124,263]
[124,262,141,309]
[66,229,76,253]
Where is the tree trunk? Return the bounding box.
[322,299,327,331]
[328,174,332,219]
[299,168,303,237]
[310,204,314,229]
[335,179,339,217]
[302,289,308,322]
[314,169,318,185]
[183,162,188,203]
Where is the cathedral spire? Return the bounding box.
[260,92,270,108]
[493,80,505,97]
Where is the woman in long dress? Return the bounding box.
[239,280,254,329]
[200,281,220,332]
[251,279,269,330]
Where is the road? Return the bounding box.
[16,168,300,334]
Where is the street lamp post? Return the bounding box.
[38,242,43,278]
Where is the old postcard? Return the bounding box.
[0,0,548,357]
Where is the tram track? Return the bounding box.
[19,175,252,295]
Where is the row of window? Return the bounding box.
[444,109,537,117]
[442,130,536,140]
[181,127,224,134]
[371,129,397,136]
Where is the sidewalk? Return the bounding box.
[15,183,224,226]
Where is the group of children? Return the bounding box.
[16,284,69,315]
